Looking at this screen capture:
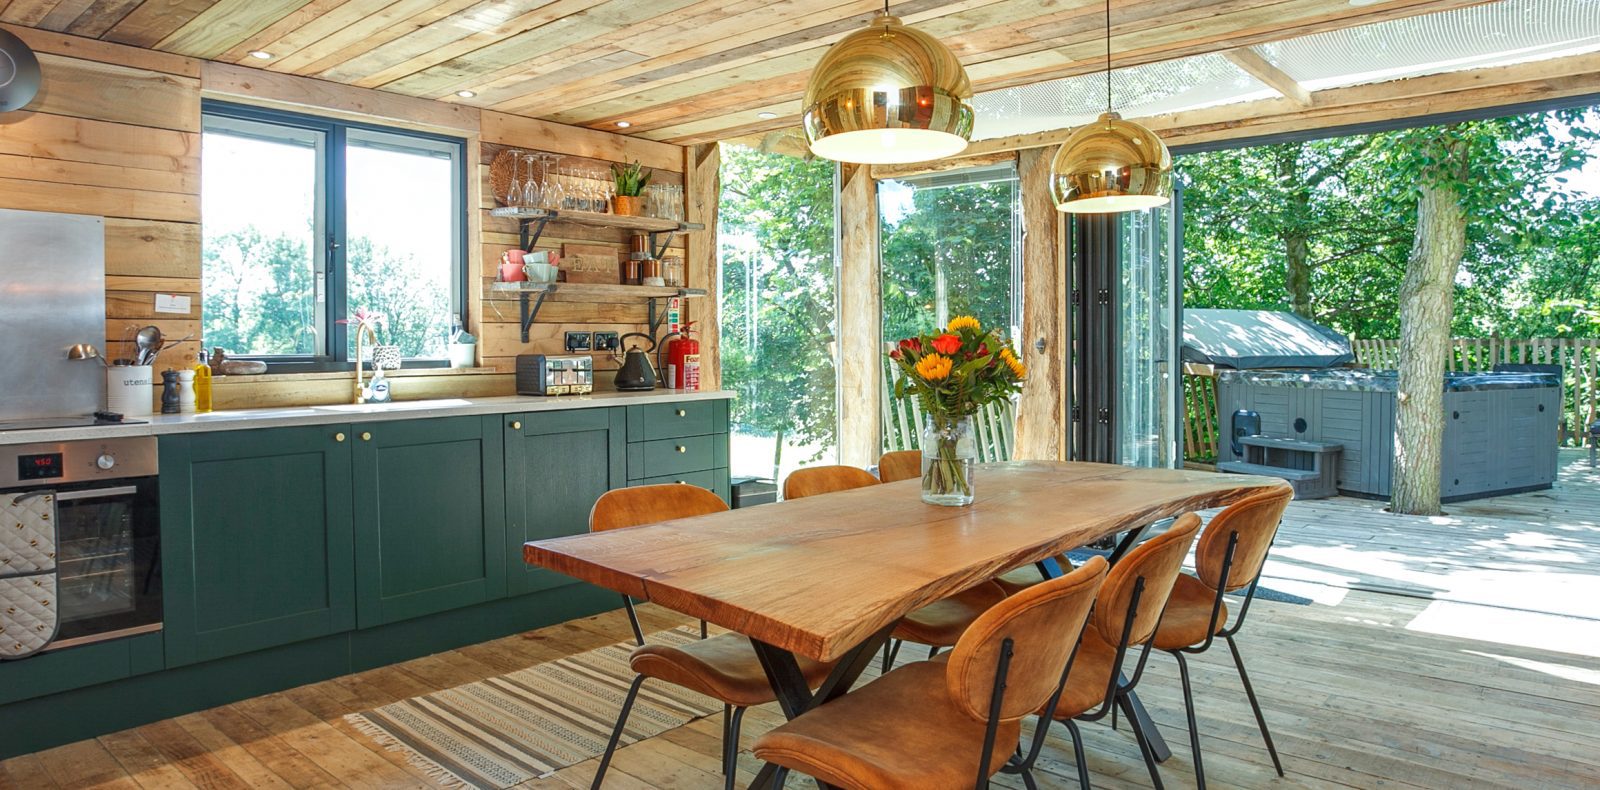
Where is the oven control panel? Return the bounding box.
[0,436,157,488]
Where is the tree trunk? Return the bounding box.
[1284,231,1312,319]
[1391,177,1467,515]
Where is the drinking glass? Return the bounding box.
[521,153,541,209]
[504,149,522,206]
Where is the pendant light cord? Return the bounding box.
[1104,0,1112,116]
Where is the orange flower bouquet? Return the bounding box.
[888,315,1025,505]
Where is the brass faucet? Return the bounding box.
[353,320,379,403]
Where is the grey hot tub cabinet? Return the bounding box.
[1216,369,1560,501]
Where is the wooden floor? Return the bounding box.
[4,451,1597,790]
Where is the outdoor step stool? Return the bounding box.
[1218,436,1343,499]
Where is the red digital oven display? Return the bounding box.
[18,453,64,481]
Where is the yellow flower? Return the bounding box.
[1005,355,1027,379]
[946,315,981,333]
[915,353,953,381]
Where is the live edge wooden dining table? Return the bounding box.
[524,460,1289,788]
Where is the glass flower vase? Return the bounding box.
[921,415,977,506]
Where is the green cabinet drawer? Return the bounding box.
[629,434,726,477]
[626,399,722,441]
[630,467,730,499]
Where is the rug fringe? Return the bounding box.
[345,713,474,790]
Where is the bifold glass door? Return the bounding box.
[1115,200,1181,468]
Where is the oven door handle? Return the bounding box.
[50,485,140,502]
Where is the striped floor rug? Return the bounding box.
[346,627,721,789]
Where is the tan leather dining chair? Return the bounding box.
[1025,513,1203,790]
[752,557,1110,789]
[782,464,1009,670]
[1154,487,1293,790]
[589,484,835,790]
[875,450,922,484]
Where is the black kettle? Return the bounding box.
[614,332,657,391]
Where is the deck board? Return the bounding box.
[3,450,1596,789]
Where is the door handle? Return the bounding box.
[360,432,372,442]
[676,409,686,417]
[676,445,686,453]
[510,421,522,430]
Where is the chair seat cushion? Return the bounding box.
[992,557,1074,596]
[629,633,833,708]
[1152,573,1228,651]
[752,661,1021,790]
[893,581,1008,647]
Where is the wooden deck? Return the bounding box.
[3,451,1596,789]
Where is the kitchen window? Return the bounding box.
[200,102,466,368]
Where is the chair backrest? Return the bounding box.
[782,465,880,500]
[1089,514,1202,647]
[1195,487,1291,592]
[877,450,922,483]
[945,556,1108,723]
[590,484,728,533]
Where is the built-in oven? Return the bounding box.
[0,436,159,657]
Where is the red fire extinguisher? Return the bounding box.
[665,322,700,391]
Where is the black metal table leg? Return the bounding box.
[747,624,897,789]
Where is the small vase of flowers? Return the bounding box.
[888,316,1026,506]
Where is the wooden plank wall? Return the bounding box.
[0,24,701,409]
[0,23,203,374]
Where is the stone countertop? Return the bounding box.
[0,390,734,447]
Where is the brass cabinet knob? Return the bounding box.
[510,421,522,430]
[676,409,686,417]
[675,480,687,485]
[334,432,346,443]
[361,432,372,442]
[676,445,686,453]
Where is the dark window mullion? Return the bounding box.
[327,125,349,363]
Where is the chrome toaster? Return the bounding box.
[516,354,594,396]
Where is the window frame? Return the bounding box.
[200,100,469,372]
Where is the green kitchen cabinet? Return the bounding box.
[351,416,506,627]
[504,408,626,595]
[161,425,356,667]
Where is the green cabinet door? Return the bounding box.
[352,416,506,627]
[505,408,626,594]
[161,425,356,667]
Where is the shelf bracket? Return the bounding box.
[648,297,667,337]
[647,229,679,260]
[518,288,552,342]
[518,214,553,253]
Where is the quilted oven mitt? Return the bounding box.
[1,493,59,660]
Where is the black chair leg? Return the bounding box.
[1173,652,1206,790]
[700,619,709,639]
[928,644,940,659]
[881,638,903,672]
[1225,635,1283,776]
[723,706,748,789]
[592,674,645,789]
[1063,719,1092,790]
[1118,694,1165,790]
[1020,768,1039,790]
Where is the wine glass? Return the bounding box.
[504,149,522,207]
[543,156,564,210]
[521,153,541,209]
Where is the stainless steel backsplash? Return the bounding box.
[0,208,106,420]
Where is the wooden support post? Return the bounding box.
[1015,148,1067,461]
[837,162,882,467]
[685,142,722,390]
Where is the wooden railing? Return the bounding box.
[881,359,1016,462]
[1182,337,1600,462]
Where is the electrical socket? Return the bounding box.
[593,331,620,352]
[565,331,592,353]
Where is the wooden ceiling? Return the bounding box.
[0,0,1492,145]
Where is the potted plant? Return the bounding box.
[888,316,1026,506]
[611,160,652,216]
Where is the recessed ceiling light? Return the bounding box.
[616,121,632,128]
[758,111,778,120]
[456,90,476,98]
[248,50,274,60]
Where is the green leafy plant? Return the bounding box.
[611,160,653,197]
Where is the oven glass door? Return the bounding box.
[49,480,161,645]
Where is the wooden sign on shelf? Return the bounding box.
[561,243,620,284]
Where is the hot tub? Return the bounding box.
[1216,369,1560,501]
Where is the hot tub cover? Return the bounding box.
[1183,309,1354,370]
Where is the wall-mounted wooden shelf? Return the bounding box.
[490,281,706,341]
[489,207,704,257]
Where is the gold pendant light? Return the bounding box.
[802,2,974,165]
[1051,0,1172,213]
